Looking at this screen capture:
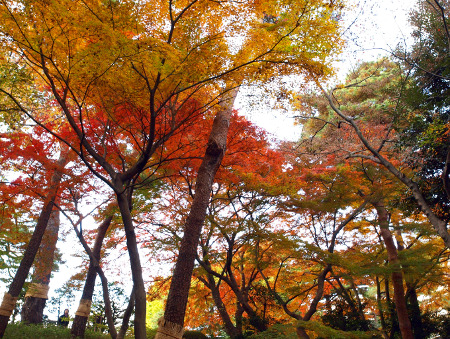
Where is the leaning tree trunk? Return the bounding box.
[155,89,237,339]
[206,274,242,339]
[71,216,113,338]
[296,265,332,339]
[373,201,414,339]
[21,208,61,324]
[0,153,68,337]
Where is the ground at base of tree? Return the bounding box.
[3,323,110,339]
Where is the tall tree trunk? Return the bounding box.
[0,154,68,337]
[373,201,414,339]
[406,285,425,339]
[155,89,237,339]
[376,276,388,338]
[71,216,113,338]
[116,191,146,339]
[21,208,60,324]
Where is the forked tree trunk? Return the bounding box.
[155,89,237,339]
[70,215,117,338]
[0,154,68,338]
[71,216,113,338]
[373,201,414,339]
[21,208,61,324]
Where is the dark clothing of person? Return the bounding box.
[58,314,69,327]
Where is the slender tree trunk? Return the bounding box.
[350,279,369,331]
[406,285,425,339]
[71,215,117,338]
[0,154,68,337]
[235,302,243,336]
[384,278,399,339]
[116,191,146,339]
[226,265,267,332]
[376,276,388,338]
[296,265,331,339]
[117,287,135,339]
[71,216,113,338]
[373,201,414,339]
[155,89,237,339]
[21,208,60,324]
[204,274,242,338]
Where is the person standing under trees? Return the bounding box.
[58,309,70,327]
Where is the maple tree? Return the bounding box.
[0,120,77,332]
[144,116,384,338]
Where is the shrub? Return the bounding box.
[183,330,208,339]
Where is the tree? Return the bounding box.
[310,3,450,249]
[296,58,446,338]
[0,149,69,336]
[396,0,450,221]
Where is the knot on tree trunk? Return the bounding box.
[206,139,224,157]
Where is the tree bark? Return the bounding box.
[0,154,68,337]
[115,191,146,339]
[295,265,332,339]
[155,89,237,338]
[296,327,310,339]
[406,285,425,339]
[373,201,414,339]
[21,208,61,324]
[71,216,113,338]
[70,214,117,339]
